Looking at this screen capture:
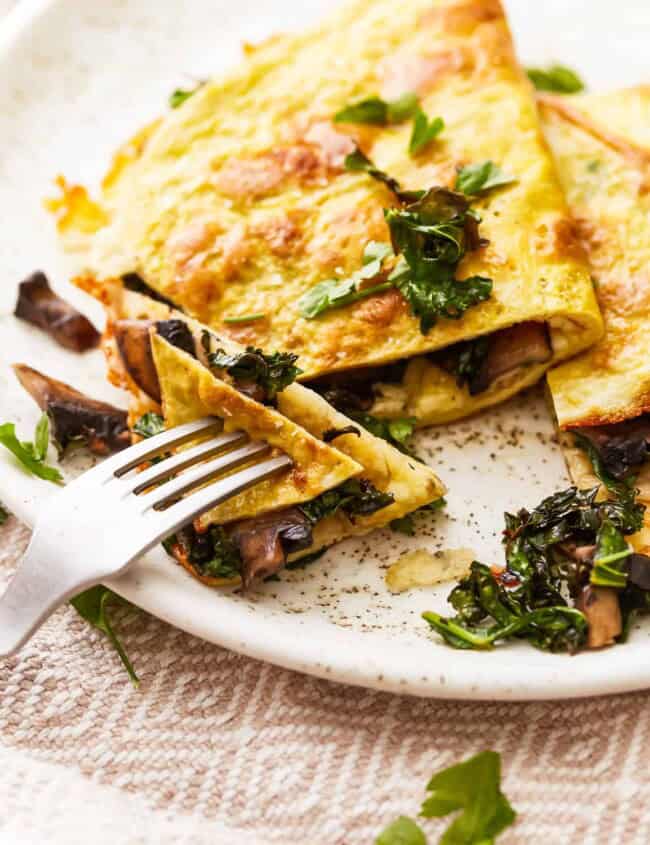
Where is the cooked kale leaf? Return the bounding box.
[344,148,425,203]
[527,64,585,94]
[204,338,302,402]
[300,479,394,524]
[335,92,420,125]
[164,524,242,580]
[0,415,63,484]
[423,483,647,653]
[385,188,492,332]
[390,498,446,535]
[345,411,417,456]
[455,161,517,195]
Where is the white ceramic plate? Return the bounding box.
[1,0,649,700]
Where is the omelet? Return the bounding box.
[544,87,650,552]
[87,281,444,588]
[57,0,602,427]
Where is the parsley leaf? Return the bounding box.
[527,64,585,94]
[409,112,444,156]
[376,816,427,845]
[385,188,492,332]
[298,241,394,318]
[347,411,417,456]
[70,586,139,685]
[204,342,302,402]
[0,416,63,483]
[132,412,165,439]
[455,161,517,195]
[0,503,8,525]
[169,82,204,108]
[421,751,516,845]
[335,92,420,125]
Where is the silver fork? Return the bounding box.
[0,417,292,656]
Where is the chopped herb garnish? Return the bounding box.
[527,64,585,94]
[298,240,394,319]
[376,751,516,845]
[409,112,444,156]
[300,478,394,524]
[344,148,424,203]
[376,816,426,845]
[203,338,302,402]
[70,586,139,685]
[169,82,204,108]
[223,312,266,325]
[390,498,446,535]
[455,161,517,195]
[385,188,492,332]
[334,92,420,125]
[0,415,63,483]
[423,483,647,653]
[132,412,165,439]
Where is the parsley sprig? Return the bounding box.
[455,161,517,195]
[0,414,63,483]
[376,751,516,845]
[334,92,420,126]
[527,64,585,94]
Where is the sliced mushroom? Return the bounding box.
[14,271,100,352]
[230,508,313,587]
[626,553,650,590]
[13,363,129,455]
[483,321,553,386]
[114,318,197,402]
[572,415,650,480]
[576,584,622,648]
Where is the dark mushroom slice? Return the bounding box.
[229,508,313,588]
[571,414,650,480]
[14,271,100,352]
[435,321,552,396]
[626,553,650,590]
[13,363,129,455]
[121,272,177,308]
[576,584,622,648]
[113,318,197,402]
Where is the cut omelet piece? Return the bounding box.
[151,333,363,527]
[544,87,650,553]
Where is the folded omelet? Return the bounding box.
[88,281,444,587]
[544,87,650,552]
[56,0,603,426]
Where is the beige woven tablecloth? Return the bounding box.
[2,513,650,845]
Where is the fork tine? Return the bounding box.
[119,430,249,495]
[140,441,271,511]
[109,417,221,479]
[150,454,294,537]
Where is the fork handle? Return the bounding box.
[0,533,98,657]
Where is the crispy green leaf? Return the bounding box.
[376,816,427,845]
[71,586,139,685]
[455,161,517,196]
[420,751,516,845]
[527,65,585,94]
[409,112,444,156]
[334,92,420,125]
[0,421,63,483]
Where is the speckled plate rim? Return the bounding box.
[2,0,650,701]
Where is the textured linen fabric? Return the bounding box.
[2,514,650,845]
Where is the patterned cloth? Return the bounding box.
[1,515,649,845]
